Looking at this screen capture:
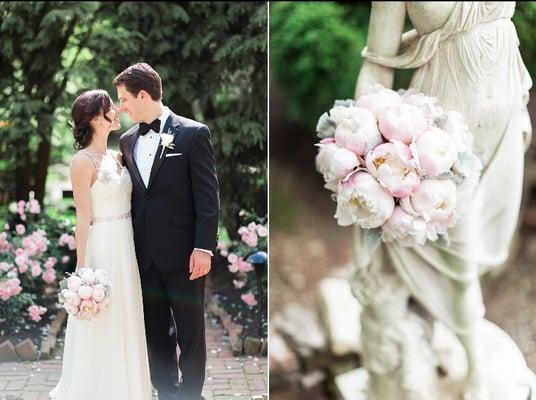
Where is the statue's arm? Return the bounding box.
[354,1,407,99]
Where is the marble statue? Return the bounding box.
[351,2,533,400]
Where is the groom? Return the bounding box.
[115,63,219,400]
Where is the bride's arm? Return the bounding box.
[354,1,406,98]
[70,155,95,270]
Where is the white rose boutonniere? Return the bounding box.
[160,132,175,158]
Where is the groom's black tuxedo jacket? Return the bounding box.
[119,111,220,271]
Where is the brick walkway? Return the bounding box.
[0,314,267,400]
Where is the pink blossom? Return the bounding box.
[401,179,457,227]
[0,232,10,252]
[17,200,26,216]
[378,103,428,144]
[18,264,28,273]
[240,293,258,307]
[28,305,47,322]
[15,224,25,235]
[241,231,258,248]
[237,226,249,236]
[315,138,340,192]
[0,262,12,272]
[44,257,57,269]
[216,241,228,251]
[233,279,246,289]
[237,259,254,273]
[228,262,238,273]
[77,285,93,300]
[42,269,56,284]
[355,85,402,118]
[0,278,22,301]
[381,206,428,247]
[31,262,42,277]
[335,171,395,228]
[4,223,9,231]
[227,253,238,264]
[219,249,228,258]
[330,147,360,179]
[20,214,27,221]
[248,222,257,232]
[15,251,29,268]
[365,142,420,198]
[410,126,457,177]
[59,233,75,250]
[256,225,268,237]
[333,107,382,156]
[27,199,41,214]
[62,255,70,264]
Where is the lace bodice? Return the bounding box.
[76,150,132,221]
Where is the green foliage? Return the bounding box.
[0,2,267,237]
[513,2,536,80]
[270,2,368,131]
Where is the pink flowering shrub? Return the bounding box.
[215,212,267,309]
[0,196,77,328]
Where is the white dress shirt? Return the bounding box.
[133,106,213,257]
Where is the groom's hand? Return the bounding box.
[189,249,212,280]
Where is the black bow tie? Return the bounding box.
[138,118,161,136]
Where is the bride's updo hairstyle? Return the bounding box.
[71,89,113,150]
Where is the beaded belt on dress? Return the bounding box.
[91,212,131,224]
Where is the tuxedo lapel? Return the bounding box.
[126,131,146,192]
[147,113,182,191]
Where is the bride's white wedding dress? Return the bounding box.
[50,150,152,400]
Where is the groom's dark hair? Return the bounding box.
[113,63,162,101]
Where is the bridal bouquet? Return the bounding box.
[315,84,483,247]
[58,267,112,320]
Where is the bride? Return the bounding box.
[49,89,152,400]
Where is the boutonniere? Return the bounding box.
[159,131,175,158]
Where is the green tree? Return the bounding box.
[0,1,267,237]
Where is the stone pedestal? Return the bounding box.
[335,320,536,400]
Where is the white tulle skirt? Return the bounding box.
[50,217,152,400]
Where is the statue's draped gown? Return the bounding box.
[357,2,532,334]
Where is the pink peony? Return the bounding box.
[233,279,246,289]
[315,138,340,191]
[227,253,238,264]
[330,147,360,179]
[15,224,25,235]
[410,126,457,177]
[378,103,428,144]
[237,226,249,236]
[247,222,257,232]
[241,293,258,307]
[256,225,267,237]
[381,206,428,247]
[67,275,82,292]
[354,85,402,118]
[365,142,420,198]
[242,231,258,248]
[31,262,42,277]
[228,262,239,273]
[92,284,106,302]
[401,179,457,228]
[44,257,57,269]
[237,259,254,273]
[42,269,56,284]
[77,285,93,300]
[335,171,395,228]
[18,264,28,273]
[333,107,382,156]
[27,199,41,214]
[28,305,47,322]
